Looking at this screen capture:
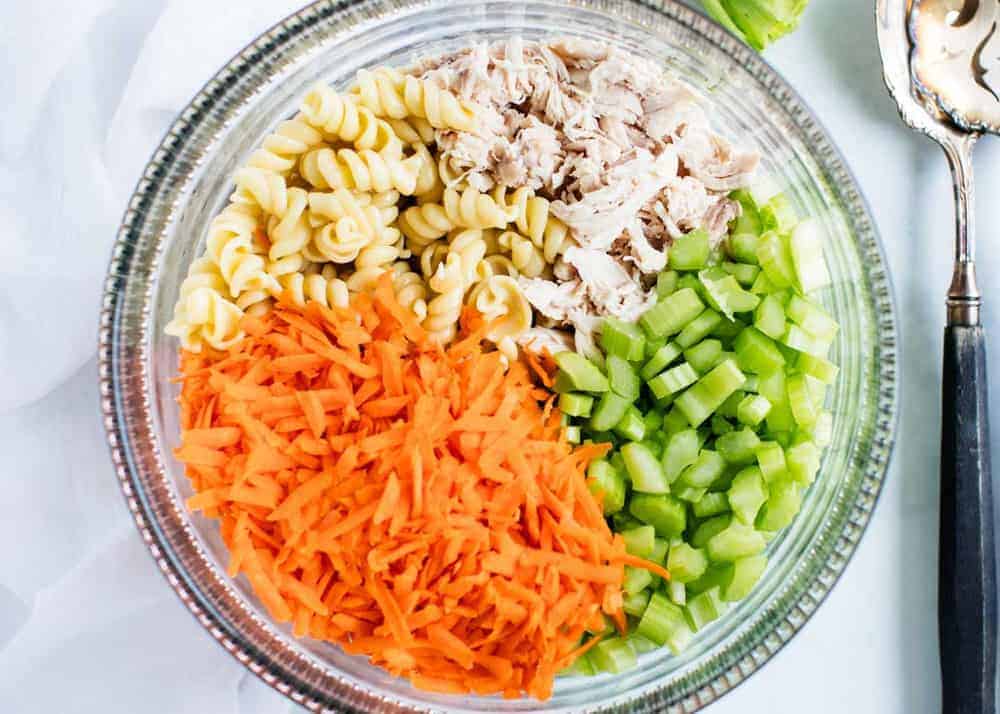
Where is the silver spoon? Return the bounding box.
[877,1,997,712]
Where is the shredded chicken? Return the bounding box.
[413,37,760,348]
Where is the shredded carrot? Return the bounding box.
[174,274,666,700]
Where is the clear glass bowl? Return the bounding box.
[98,0,899,711]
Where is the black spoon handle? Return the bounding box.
[940,324,996,714]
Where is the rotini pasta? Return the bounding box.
[399,203,452,252]
[352,69,478,133]
[279,264,350,309]
[165,259,245,352]
[307,216,372,264]
[355,225,403,273]
[480,253,519,279]
[245,115,325,175]
[231,167,288,216]
[445,228,489,286]
[423,259,465,344]
[299,147,423,195]
[492,186,572,263]
[266,187,312,261]
[497,230,547,279]
[386,115,435,146]
[442,187,512,229]
[205,203,280,298]
[419,241,450,281]
[299,83,402,156]
[390,261,429,322]
[307,188,380,239]
[468,274,533,357]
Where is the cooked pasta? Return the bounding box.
[355,225,403,272]
[492,186,572,263]
[468,274,534,357]
[266,186,312,261]
[399,203,452,251]
[419,241,450,281]
[165,259,245,352]
[204,203,280,298]
[307,188,380,239]
[443,187,512,229]
[231,167,288,216]
[497,230,547,279]
[480,253,519,279]
[245,115,325,175]
[307,216,372,264]
[412,144,442,199]
[445,228,489,286]
[279,264,350,309]
[423,259,465,344]
[386,115,435,146]
[299,147,423,195]
[390,261,429,322]
[352,69,478,133]
[299,83,402,156]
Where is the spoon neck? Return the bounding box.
[942,134,982,326]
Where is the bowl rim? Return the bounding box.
[98,0,900,711]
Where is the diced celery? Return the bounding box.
[622,442,669,494]
[797,352,839,384]
[721,554,768,602]
[755,441,788,482]
[637,592,694,654]
[555,352,609,393]
[673,484,708,502]
[553,371,576,394]
[757,231,797,288]
[590,637,637,674]
[648,363,699,399]
[716,428,762,465]
[669,228,711,270]
[613,512,643,532]
[629,494,687,538]
[587,459,627,514]
[629,633,660,654]
[722,261,761,287]
[699,360,747,404]
[786,295,839,340]
[754,294,787,340]
[711,414,734,436]
[650,538,670,584]
[691,514,732,549]
[559,392,594,418]
[685,587,723,631]
[662,429,702,483]
[668,542,709,583]
[606,355,641,401]
[757,477,802,531]
[757,369,796,433]
[668,579,687,606]
[706,521,767,562]
[590,392,632,432]
[742,374,760,392]
[700,270,761,320]
[788,219,831,294]
[641,437,665,460]
[624,565,654,595]
[656,270,680,298]
[677,309,724,348]
[807,375,829,410]
[644,337,667,360]
[587,614,616,636]
[730,233,761,265]
[787,373,819,427]
[727,466,767,525]
[782,324,832,357]
[622,525,657,558]
[693,492,731,518]
[760,193,798,234]
[601,318,647,362]
[662,407,690,437]
[734,327,786,374]
[561,650,597,677]
[641,342,682,381]
[675,384,715,427]
[710,317,747,341]
[684,340,724,374]
[718,391,745,419]
[565,425,582,444]
[750,271,776,295]
[786,440,821,485]
[643,409,664,435]
[677,450,727,489]
[624,590,652,618]
[614,406,646,442]
[640,288,705,339]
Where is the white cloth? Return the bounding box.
[1,0,999,712]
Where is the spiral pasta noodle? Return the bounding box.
[266,187,312,261]
[245,115,325,175]
[423,259,465,344]
[307,188,380,239]
[279,264,350,309]
[165,258,245,352]
[399,203,452,252]
[497,230,547,279]
[352,69,478,133]
[231,167,288,217]
[299,147,423,195]
[307,215,372,264]
[386,115,435,146]
[355,225,403,273]
[390,261,429,322]
[299,83,402,156]
[419,241,450,281]
[205,203,280,298]
[442,187,512,229]
[445,228,489,286]
[480,253,519,279]
[492,186,572,263]
[468,274,533,359]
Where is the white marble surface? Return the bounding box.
[1,0,998,712]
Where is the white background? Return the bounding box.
[1,0,998,711]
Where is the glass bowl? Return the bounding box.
[98,0,899,711]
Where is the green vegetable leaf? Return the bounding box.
[701,0,809,51]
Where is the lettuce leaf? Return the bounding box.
[701,0,809,51]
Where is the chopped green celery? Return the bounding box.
[640,288,705,339]
[736,394,772,427]
[676,309,724,348]
[693,491,731,518]
[786,295,839,340]
[700,359,747,402]
[675,385,713,427]
[613,511,643,532]
[662,429,702,483]
[553,371,576,394]
[728,466,767,525]
[656,270,680,298]
[812,411,834,447]
[754,294,787,340]
[757,369,796,432]
[641,342,683,381]
[718,390,745,419]
[669,228,711,270]
[622,442,670,494]
[643,409,664,435]
[628,633,660,654]
[729,233,761,265]
[757,477,802,531]
[722,261,761,287]
[590,637,637,674]
[734,327,786,374]
[730,187,761,219]
[755,441,788,482]
[699,270,761,320]
[706,521,767,562]
[786,440,821,485]
[590,392,632,431]
[685,587,723,631]
[677,450,727,489]
[711,317,747,342]
[662,407,690,436]
[637,592,694,654]
[668,542,709,583]
[716,428,762,464]
[629,494,687,538]
[587,459,627,514]
[624,565,654,595]
[648,363,699,399]
[560,412,571,427]
[721,554,768,602]
[676,273,704,295]
[624,591,652,619]
[555,352,609,393]
[760,193,798,234]
[674,484,708,502]
[601,318,647,362]
[641,438,665,460]
[748,176,781,219]
[742,374,761,392]
[606,355,641,401]
[565,425,582,444]
[750,271,777,295]
[614,406,646,442]
[650,536,670,564]
[711,414,734,436]
[559,392,594,418]
[561,650,596,677]
[691,514,733,549]
[757,231,797,288]
[797,352,839,383]
[684,340,724,374]
[668,579,687,606]
[789,219,831,294]
[782,324,832,357]
[787,373,819,427]
[622,525,657,558]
